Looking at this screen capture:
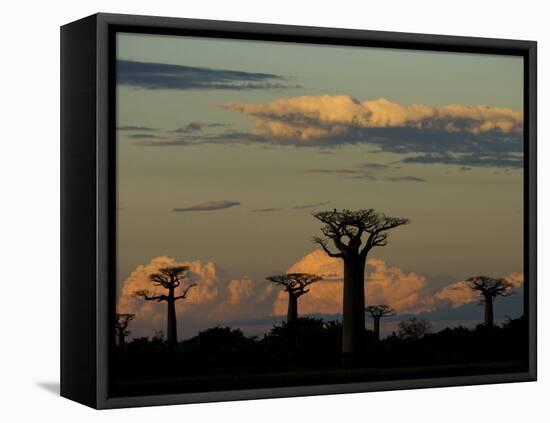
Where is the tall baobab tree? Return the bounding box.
[365,305,395,341]
[266,273,322,323]
[115,313,135,346]
[135,266,196,344]
[313,208,409,362]
[466,276,513,327]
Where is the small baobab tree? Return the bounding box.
[466,276,513,327]
[313,208,409,362]
[266,273,322,323]
[134,266,196,344]
[115,313,135,346]
[365,304,395,341]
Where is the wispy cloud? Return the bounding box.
[308,164,426,182]
[385,176,427,182]
[402,152,523,168]
[117,125,158,131]
[251,207,284,213]
[172,121,229,133]
[292,201,331,210]
[173,200,241,212]
[128,133,166,140]
[250,202,331,213]
[117,60,300,91]
[361,162,390,170]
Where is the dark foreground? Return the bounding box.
[111,316,528,397]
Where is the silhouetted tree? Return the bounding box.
[115,313,135,346]
[266,273,322,322]
[398,317,432,340]
[466,276,513,327]
[135,266,196,344]
[365,305,395,341]
[152,330,164,343]
[313,208,409,362]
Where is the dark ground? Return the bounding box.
[111,316,528,397]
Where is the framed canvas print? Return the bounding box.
[60,13,537,409]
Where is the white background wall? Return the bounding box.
[1,0,547,420]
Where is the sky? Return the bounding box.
[115,32,524,339]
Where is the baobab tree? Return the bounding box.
[266,273,322,323]
[466,276,513,327]
[365,305,395,341]
[134,266,196,344]
[313,208,409,362]
[115,313,135,346]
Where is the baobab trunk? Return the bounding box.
[484,295,494,327]
[117,332,125,347]
[166,290,177,343]
[287,293,298,323]
[342,255,366,364]
[373,316,381,341]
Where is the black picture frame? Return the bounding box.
[60,12,537,409]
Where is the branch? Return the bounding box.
[313,236,343,258]
[134,290,167,302]
[150,274,171,288]
[174,283,197,300]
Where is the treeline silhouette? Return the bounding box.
[112,315,528,396]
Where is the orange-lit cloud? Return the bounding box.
[424,271,524,310]
[118,252,524,339]
[117,256,277,339]
[221,95,523,142]
[273,249,524,315]
[274,250,427,315]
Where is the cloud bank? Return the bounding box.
[216,95,524,167]
[274,250,523,315]
[117,60,300,90]
[117,256,277,339]
[117,251,523,339]
[173,200,241,212]
[221,95,522,137]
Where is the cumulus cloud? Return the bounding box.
[424,272,524,310]
[117,256,277,339]
[273,249,523,316]
[117,60,300,90]
[273,250,427,315]
[172,200,241,212]
[117,252,524,339]
[221,95,522,138]
[214,95,524,168]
